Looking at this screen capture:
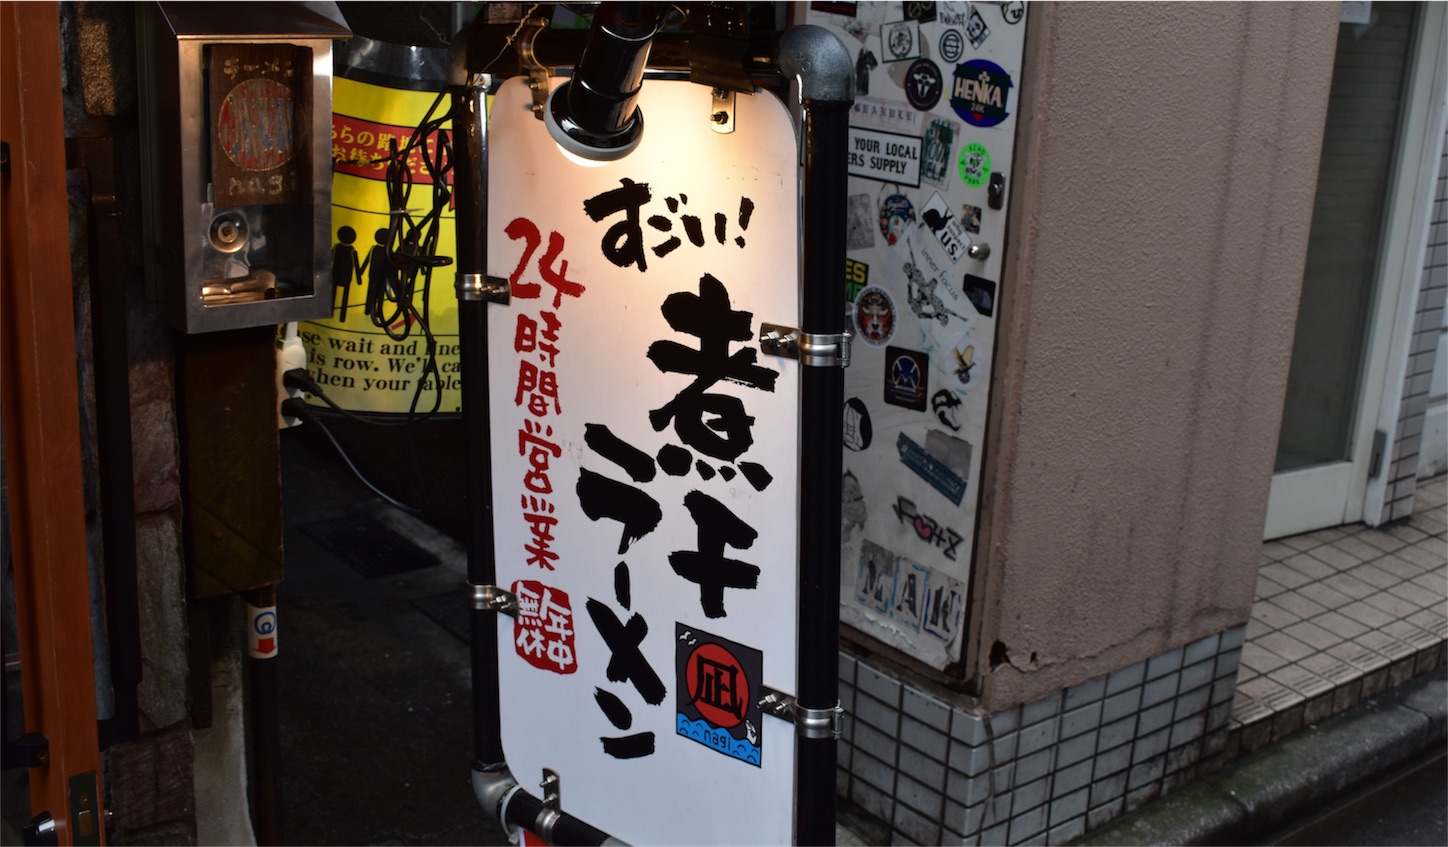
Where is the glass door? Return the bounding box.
[1265,2,1420,538]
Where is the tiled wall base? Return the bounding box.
[836,627,1246,846]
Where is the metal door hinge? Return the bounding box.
[1368,428,1388,480]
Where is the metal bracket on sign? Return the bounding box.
[481,275,511,305]
[457,273,484,301]
[758,686,795,721]
[797,700,845,740]
[516,15,553,120]
[472,584,518,617]
[540,769,560,810]
[710,88,735,134]
[758,686,845,739]
[458,273,511,304]
[759,323,852,368]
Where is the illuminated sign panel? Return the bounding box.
[487,77,801,845]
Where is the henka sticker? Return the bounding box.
[950,59,1013,128]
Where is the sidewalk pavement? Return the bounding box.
[1078,664,1446,846]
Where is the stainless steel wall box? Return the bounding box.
[137,2,350,333]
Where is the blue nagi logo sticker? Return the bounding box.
[676,623,764,767]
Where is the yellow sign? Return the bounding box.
[300,76,459,414]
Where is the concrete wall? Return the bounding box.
[972,2,1343,710]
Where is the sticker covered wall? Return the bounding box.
[801,0,1027,670]
[487,77,801,844]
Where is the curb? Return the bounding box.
[1077,665,1448,846]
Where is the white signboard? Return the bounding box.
[487,76,801,845]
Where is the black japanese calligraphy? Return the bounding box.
[576,469,662,554]
[583,180,756,271]
[584,423,656,483]
[668,491,761,618]
[585,599,666,705]
[647,274,778,462]
[587,563,661,759]
[582,178,652,270]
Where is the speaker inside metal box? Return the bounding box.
[137,2,350,333]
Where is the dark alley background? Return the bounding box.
[277,427,507,846]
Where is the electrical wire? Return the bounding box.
[282,398,421,515]
[283,369,413,428]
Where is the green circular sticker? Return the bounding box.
[958,141,992,188]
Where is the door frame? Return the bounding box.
[1359,2,1448,526]
[1266,2,1448,539]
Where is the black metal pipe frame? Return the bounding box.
[246,586,281,845]
[449,75,504,770]
[454,16,852,846]
[68,134,143,749]
[451,64,617,847]
[778,25,854,846]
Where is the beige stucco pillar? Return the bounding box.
[971,1,1343,710]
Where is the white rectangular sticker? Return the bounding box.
[920,191,971,262]
[850,96,923,134]
[487,76,801,846]
[848,126,922,187]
